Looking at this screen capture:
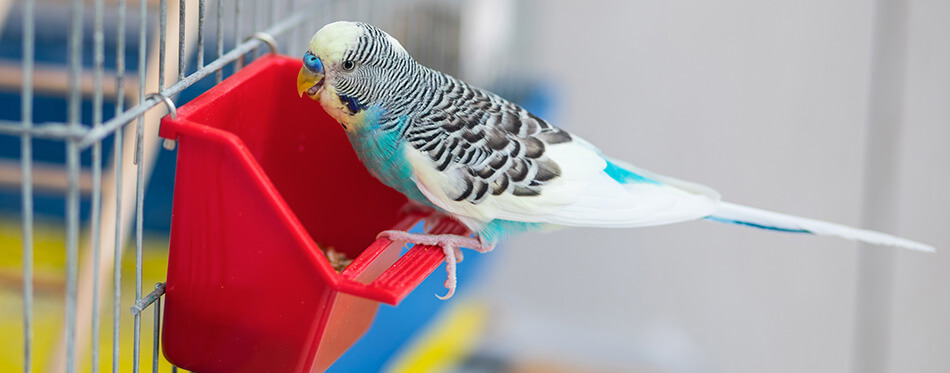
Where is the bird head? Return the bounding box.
[297,21,410,133]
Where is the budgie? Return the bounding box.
[296,21,934,299]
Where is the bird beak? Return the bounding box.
[297,67,324,99]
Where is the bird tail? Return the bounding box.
[707,202,935,252]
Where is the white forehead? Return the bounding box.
[308,21,407,60]
[308,22,363,60]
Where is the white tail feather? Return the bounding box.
[709,202,935,252]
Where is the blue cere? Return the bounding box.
[604,159,659,185]
[303,51,324,73]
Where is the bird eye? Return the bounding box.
[342,60,356,71]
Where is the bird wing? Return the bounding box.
[402,78,720,227]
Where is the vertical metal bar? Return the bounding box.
[179,0,186,81]
[197,0,206,68]
[68,0,83,122]
[298,0,307,43]
[353,0,363,21]
[111,135,124,373]
[66,0,84,371]
[253,0,261,58]
[306,0,322,49]
[113,0,127,370]
[151,284,162,373]
[111,127,124,373]
[261,1,274,26]
[20,0,36,372]
[269,0,277,29]
[116,0,127,117]
[132,138,143,372]
[133,115,145,372]
[853,0,910,372]
[160,0,167,90]
[91,0,106,371]
[65,145,81,373]
[132,105,144,373]
[215,0,223,83]
[235,0,244,70]
[272,0,281,56]
[436,2,445,71]
[133,0,147,371]
[350,0,360,22]
[288,0,297,55]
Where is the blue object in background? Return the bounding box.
[330,222,492,372]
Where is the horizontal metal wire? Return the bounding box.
[0,7,313,147]
[0,120,90,138]
[78,9,311,148]
[130,282,166,315]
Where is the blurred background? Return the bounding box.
[0,0,947,372]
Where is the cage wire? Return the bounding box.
[0,0,532,371]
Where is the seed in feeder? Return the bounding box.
[322,246,352,273]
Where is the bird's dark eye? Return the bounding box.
[342,60,356,71]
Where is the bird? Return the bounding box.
[295,21,934,299]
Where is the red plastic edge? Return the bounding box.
[159,55,472,305]
[159,57,341,285]
[337,218,470,305]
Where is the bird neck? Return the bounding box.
[345,119,430,205]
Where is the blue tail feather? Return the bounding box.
[705,215,811,233]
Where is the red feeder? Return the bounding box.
[158,55,466,372]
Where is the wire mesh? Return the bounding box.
[1,0,510,371]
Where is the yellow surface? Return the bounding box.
[0,218,175,372]
[388,301,489,373]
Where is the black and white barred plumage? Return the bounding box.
[300,21,934,253]
[332,22,574,205]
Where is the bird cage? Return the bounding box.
[0,0,506,371]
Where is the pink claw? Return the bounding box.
[376,230,494,299]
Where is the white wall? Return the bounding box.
[889,0,950,372]
[477,1,950,372]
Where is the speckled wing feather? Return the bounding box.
[404,74,572,204]
[400,73,721,227]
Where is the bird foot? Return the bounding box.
[376,230,494,299]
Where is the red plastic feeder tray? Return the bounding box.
[158,55,466,372]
